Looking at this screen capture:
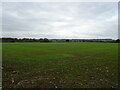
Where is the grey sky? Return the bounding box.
[2,2,118,39]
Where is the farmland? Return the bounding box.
[2,42,118,88]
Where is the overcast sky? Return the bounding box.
[2,2,118,39]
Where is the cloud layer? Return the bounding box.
[2,2,118,39]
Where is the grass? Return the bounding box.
[2,42,118,88]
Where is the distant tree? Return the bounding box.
[32,38,36,42]
[39,38,43,42]
[43,38,49,42]
[66,39,69,42]
[116,39,120,43]
[18,38,22,42]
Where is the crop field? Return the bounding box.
[2,42,118,88]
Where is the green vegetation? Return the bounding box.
[2,42,118,88]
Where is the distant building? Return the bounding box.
[50,39,114,42]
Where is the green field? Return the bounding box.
[2,42,118,88]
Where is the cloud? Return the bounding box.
[2,2,118,39]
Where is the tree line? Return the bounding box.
[0,38,120,43]
[1,38,51,42]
